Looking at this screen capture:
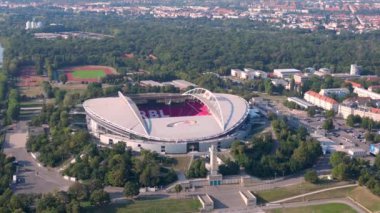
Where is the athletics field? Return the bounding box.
[61,65,117,83]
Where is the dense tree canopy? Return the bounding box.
[232,118,322,178]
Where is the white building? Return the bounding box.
[347,148,367,158]
[271,79,289,88]
[338,105,380,122]
[231,68,267,80]
[231,69,243,78]
[304,90,338,111]
[319,88,350,98]
[244,68,267,79]
[317,137,337,154]
[273,68,301,79]
[354,87,380,100]
[350,64,361,76]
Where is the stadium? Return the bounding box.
[83,88,250,154]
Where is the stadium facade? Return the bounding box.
[83,88,250,154]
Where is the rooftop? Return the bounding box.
[83,89,249,142]
[305,90,338,104]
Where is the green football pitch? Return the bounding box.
[71,70,106,79]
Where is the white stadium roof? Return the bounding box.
[83,88,249,142]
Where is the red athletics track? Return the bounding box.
[62,65,117,83]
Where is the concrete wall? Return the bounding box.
[198,194,214,212]
[239,190,257,207]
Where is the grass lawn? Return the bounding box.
[285,186,357,203]
[84,198,201,213]
[255,181,349,203]
[267,203,356,213]
[72,70,106,79]
[172,156,192,172]
[349,186,380,212]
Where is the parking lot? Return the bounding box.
[260,96,374,161]
[3,121,71,194]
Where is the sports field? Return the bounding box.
[72,70,106,79]
[61,65,117,83]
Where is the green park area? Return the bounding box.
[255,181,349,203]
[268,203,356,213]
[72,70,106,79]
[349,187,380,212]
[259,183,380,212]
[84,198,201,213]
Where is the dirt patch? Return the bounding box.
[17,66,48,97]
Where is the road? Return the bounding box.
[3,121,72,194]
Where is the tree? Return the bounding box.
[59,74,68,84]
[90,189,110,206]
[329,152,347,167]
[106,168,126,187]
[186,159,207,178]
[68,183,89,201]
[325,109,335,118]
[9,195,24,212]
[332,163,349,181]
[375,155,380,170]
[322,119,334,131]
[124,181,139,198]
[174,184,183,195]
[297,126,308,141]
[307,107,316,117]
[264,79,273,95]
[346,115,355,127]
[218,159,240,176]
[65,200,81,213]
[36,193,65,213]
[304,169,319,184]
[45,58,53,81]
